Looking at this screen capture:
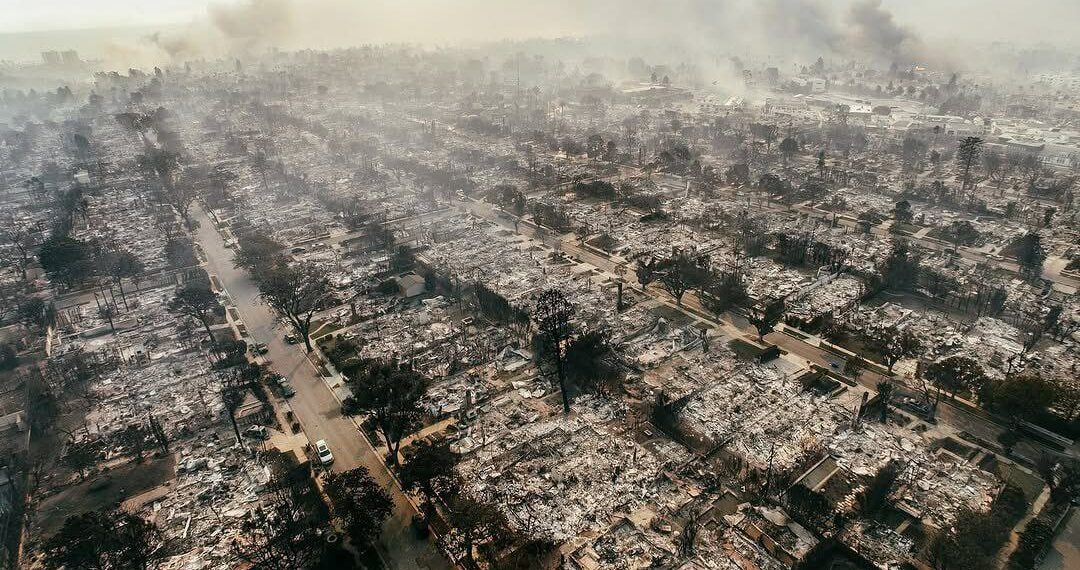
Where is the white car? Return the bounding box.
[315,439,334,466]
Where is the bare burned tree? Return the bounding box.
[219,369,251,447]
[0,224,37,281]
[103,249,143,311]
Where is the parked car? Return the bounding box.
[898,396,931,417]
[411,513,430,538]
[243,425,269,440]
[284,334,299,345]
[315,439,334,465]
[278,379,296,398]
[252,342,269,355]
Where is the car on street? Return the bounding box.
[273,375,296,398]
[252,342,269,355]
[897,396,931,418]
[284,334,299,344]
[411,513,430,538]
[315,439,334,465]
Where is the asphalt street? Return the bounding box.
[193,207,451,570]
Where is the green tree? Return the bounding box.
[207,165,238,205]
[844,354,866,380]
[779,136,799,165]
[164,236,198,269]
[446,495,512,569]
[103,249,144,310]
[534,289,575,413]
[563,329,624,397]
[17,297,54,330]
[0,344,18,371]
[699,270,748,317]
[255,262,333,352]
[1011,517,1055,569]
[400,440,458,501]
[116,424,148,463]
[344,360,427,465]
[876,380,895,422]
[62,441,97,481]
[233,230,284,271]
[893,200,913,225]
[232,490,326,570]
[1014,231,1045,281]
[39,235,96,287]
[941,220,981,247]
[656,251,710,306]
[923,356,986,409]
[986,373,1058,427]
[168,285,223,345]
[634,257,659,291]
[955,136,983,194]
[880,239,920,291]
[870,326,921,374]
[492,184,526,217]
[390,245,415,271]
[997,430,1021,455]
[900,136,927,171]
[324,467,393,548]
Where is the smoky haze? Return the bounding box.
[10,0,1080,75]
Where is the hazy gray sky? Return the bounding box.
[1,0,1077,45]
[1,0,1077,69]
[1,0,206,32]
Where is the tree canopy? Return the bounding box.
[233,230,284,271]
[324,467,393,547]
[255,262,333,352]
[400,439,458,500]
[168,285,223,345]
[534,289,575,413]
[42,509,163,570]
[343,359,427,465]
[39,235,96,287]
